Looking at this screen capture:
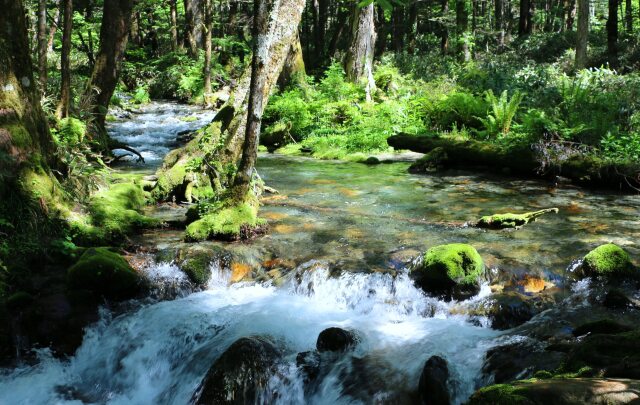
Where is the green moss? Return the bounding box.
[185,199,266,242]
[67,247,144,299]
[477,208,559,229]
[582,243,634,278]
[69,181,157,245]
[180,252,213,285]
[1,124,33,150]
[468,383,533,404]
[55,117,86,144]
[6,291,34,310]
[408,147,448,173]
[411,243,484,296]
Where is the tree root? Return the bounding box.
[108,140,145,163]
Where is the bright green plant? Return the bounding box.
[479,90,524,137]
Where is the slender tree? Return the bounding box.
[232,0,271,199]
[344,3,376,101]
[203,0,213,103]
[625,0,632,32]
[575,0,589,69]
[37,0,47,96]
[169,0,179,50]
[607,0,619,67]
[56,0,73,118]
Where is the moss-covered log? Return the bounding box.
[388,134,640,190]
[477,208,559,229]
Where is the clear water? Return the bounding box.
[1,101,638,404]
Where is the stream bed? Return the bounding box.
[1,101,639,404]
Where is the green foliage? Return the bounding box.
[131,86,151,105]
[264,62,426,157]
[479,90,524,137]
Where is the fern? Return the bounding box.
[480,90,523,137]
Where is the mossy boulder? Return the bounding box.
[176,246,224,286]
[477,208,558,229]
[581,243,635,278]
[185,201,267,242]
[478,292,554,330]
[411,243,484,299]
[469,378,640,405]
[67,247,145,300]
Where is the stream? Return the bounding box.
[1,101,639,404]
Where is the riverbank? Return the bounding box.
[388,133,640,192]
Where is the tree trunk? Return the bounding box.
[344,3,376,102]
[575,0,589,69]
[496,0,505,46]
[203,0,213,101]
[184,0,203,57]
[457,0,470,59]
[277,33,307,88]
[607,0,619,67]
[47,2,60,53]
[84,0,136,150]
[625,0,633,32]
[152,0,306,203]
[392,6,404,52]
[170,0,179,51]
[441,0,450,54]
[565,0,576,30]
[56,0,73,119]
[37,0,47,96]
[407,2,419,54]
[232,0,271,200]
[519,0,534,34]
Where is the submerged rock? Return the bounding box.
[478,292,554,330]
[469,378,640,404]
[410,243,484,299]
[418,355,450,405]
[572,319,633,337]
[195,336,281,404]
[296,350,321,383]
[66,247,144,300]
[580,243,635,279]
[476,208,558,229]
[602,288,636,309]
[176,246,222,286]
[316,327,359,352]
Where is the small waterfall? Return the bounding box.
[0,260,501,404]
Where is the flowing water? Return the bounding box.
[1,101,639,404]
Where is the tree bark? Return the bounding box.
[344,3,376,102]
[607,0,619,67]
[519,0,534,34]
[56,0,73,119]
[84,0,136,150]
[184,0,203,57]
[625,0,632,32]
[37,0,47,96]
[441,0,450,54]
[575,0,589,69]
[170,0,179,50]
[457,0,471,59]
[565,0,576,30]
[496,0,505,46]
[232,0,271,199]
[47,2,60,53]
[278,33,306,88]
[203,0,213,99]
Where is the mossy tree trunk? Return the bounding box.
[277,33,306,88]
[606,0,619,67]
[344,3,376,102]
[169,0,179,51]
[152,0,305,204]
[231,0,272,201]
[1,0,66,265]
[84,0,136,151]
[183,0,203,58]
[203,0,213,102]
[56,0,73,119]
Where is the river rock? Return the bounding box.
[483,340,566,384]
[316,327,359,352]
[418,355,450,405]
[296,350,321,383]
[66,247,145,300]
[195,336,281,404]
[469,378,640,404]
[602,288,636,309]
[480,292,554,330]
[580,243,635,279]
[410,243,484,300]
